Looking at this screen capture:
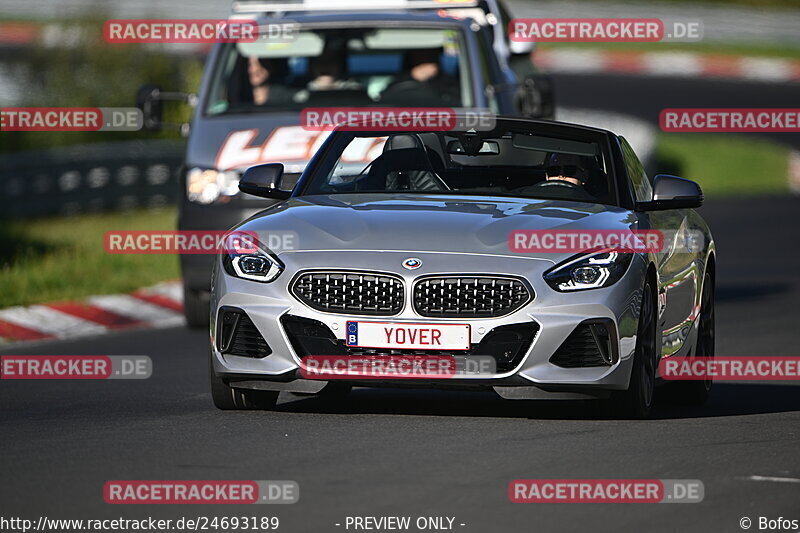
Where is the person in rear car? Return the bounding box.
[306,52,361,91]
[381,48,458,105]
[294,51,362,103]
[248,57,293,106]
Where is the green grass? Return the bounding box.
[0,208,179,308]
[538,41,800,61]
[655,133,790,196]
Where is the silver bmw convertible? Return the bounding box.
[209,117,715,418]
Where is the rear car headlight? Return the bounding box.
[544,251,633,292]
[186,167,240,205]
[222,235,283,283]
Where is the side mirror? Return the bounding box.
[136,84,196,135]
[136,84,163,131]
[638,175,704,211]
[238,163,291,200]
[516,74,555,120]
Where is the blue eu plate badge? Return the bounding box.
[346,321,358,346]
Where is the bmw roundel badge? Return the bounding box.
[402,258,422,270]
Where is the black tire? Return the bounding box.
[672,271,715,406]
[610,279,658,419]
[209,352,279,410]
[183,283,209,330]
[317,382,352,401]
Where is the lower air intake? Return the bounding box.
[217,308,272,359]
[550,320,618,368]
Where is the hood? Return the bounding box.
[241,194,638,263]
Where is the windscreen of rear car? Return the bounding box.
[204,27,473,115]
[301,131,617,205]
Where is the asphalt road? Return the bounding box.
[1,196,799,533]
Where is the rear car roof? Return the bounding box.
[232,11,480,26]
[231,0,481,16]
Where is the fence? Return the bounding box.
[0,140,185,219]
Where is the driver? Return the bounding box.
[528,153,595,202]
[247,57,292,106]
[546,153,587,185]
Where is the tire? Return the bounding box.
[673,271,715,406]
[183,282,209,330]
[209,352,279,410]
[610,278,658,419]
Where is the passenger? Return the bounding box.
[248,57,292,106]
[306,52,360,91]
[381,48,458,105]
[407,48,441,84]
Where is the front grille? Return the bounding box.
[413,276,532,318]
[292,271,405,316]
[550,320,618,368]
[281,314,538,373]
[217,309,272,359]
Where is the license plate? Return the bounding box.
[345,321,471,351]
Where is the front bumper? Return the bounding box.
[210,250,647,399]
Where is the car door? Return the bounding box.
[622,137,701,357]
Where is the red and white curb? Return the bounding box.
[535,49,800,84]
[0,282,185,345]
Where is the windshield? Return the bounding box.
[302,131,617,205]
[205,26,473,115]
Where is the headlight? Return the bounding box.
[222,235,283,283]
[186,167,240,205]
[544,251,633,292]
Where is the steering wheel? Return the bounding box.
[534,180,583,191]
[524,179,595,201]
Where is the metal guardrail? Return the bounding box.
[0,140,185,219]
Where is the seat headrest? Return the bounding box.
[384,134,421,152]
